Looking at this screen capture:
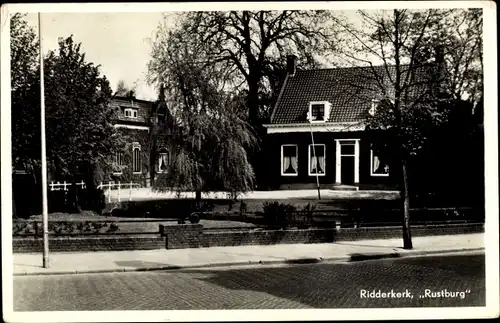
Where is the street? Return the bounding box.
[14,253,485,311]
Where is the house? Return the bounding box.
[108,94,173,187]
[263,56,400,190]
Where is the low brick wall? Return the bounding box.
[334,223,485,241]
[202,223,484,248]
[13,223,483,253]
[13,235,165,253]
[202,228,335,247]
[160,224,203,249]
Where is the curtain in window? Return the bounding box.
[283,156,291,172]
[310,145,325,174]
[311,156,318,173]
[318,155,325,173]
[373,155,381,173]
[282,146,297,174]
[159,153,168,172]
[290,155,297,172]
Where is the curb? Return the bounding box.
[346,247,485,262]
[13,247,484,276]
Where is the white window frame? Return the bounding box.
[124,108,138,119]
[132,143,141,174]
[308,144,326,176]
[281,144,298,176]
[113,151,124,175]
[158,151,169,173]
[370,149,389,177]
[307,101,331,123]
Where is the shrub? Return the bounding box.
[299,203,317,227]
[189,213,200,224]
[262,201,297,228]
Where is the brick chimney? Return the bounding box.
[287,55,297,76]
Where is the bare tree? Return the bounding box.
[338,9,482,249]
[148,10,346,126]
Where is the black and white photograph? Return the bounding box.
[1,1,498,321]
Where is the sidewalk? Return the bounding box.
[106,188,400,202]
[13,234,483,276]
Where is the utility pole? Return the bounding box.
[39,12,50,268]
[307,111,321,200]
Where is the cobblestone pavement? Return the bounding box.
[13,253,485,311]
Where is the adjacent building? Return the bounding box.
[108,95,173,187]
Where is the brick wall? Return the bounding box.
[202,228,335,247]
[13,235,164,253]
[201,223,484,248]
[13,223,483,253]
[160,224,203,249]
[334,223,484,241]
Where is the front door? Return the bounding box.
[335,139,359,185]
[341,156,355,184]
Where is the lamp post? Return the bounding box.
[307,112,321,200]
[39,12,50,268]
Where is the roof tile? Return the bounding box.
[271,65,430,124]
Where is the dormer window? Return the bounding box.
[124,108,138,119]
[369,99,380,116]
[307,101,330,123]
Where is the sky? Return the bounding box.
[15,3,484,102]
[21,10,364,102]
[24,12,166,101]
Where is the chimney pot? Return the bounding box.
[287,55,297,75]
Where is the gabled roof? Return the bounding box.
[270,64,432,125]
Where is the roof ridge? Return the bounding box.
[296,65,386,72]
[295,63,414,73]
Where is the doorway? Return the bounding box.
[335,139,360,185]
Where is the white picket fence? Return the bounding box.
[97,181,142,203]
[49,180,86,191]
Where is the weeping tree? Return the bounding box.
[338,9,483,249]
[150,28,257,206]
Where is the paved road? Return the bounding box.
[13,253,485,311]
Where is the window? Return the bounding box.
[311,104,325,120]
[309,144,326,176]
[124,108,138,119]
[370,150,389,176]
[307,101,330,123]
[132,143,141,173]
[113,151,124,174]
[281,145,298,176]
[369,99,380,116]
[156,106,166,124]
[158,151,169,173]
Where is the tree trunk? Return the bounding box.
[401,159,413,249]
[195,189,202,209]
[247,82,260,127]
[71,165,82,213]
